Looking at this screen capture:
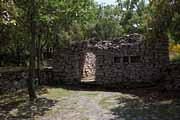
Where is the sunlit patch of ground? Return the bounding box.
[1,86,180,120]
[41,87,75,99]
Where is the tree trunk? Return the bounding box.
[27,0,37,101]
[37,33,41,84]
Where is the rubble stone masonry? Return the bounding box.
[1,34,179,92]
[52,34,171,86]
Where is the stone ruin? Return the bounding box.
[52,33,170,86]
[1,34,180,92]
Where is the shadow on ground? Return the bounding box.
[1,84,180,120]
[0,87,58,120]
[59,84,180,120]
[110,96,180,120]
[57,84,180,101]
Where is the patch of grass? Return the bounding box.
[0,86,75,119]
[0,67,26,73]
[0,89,28,104]
[42,87,74,100]
[0,88,57,120]
[38,87,75,117]
[99,94,141,110]
[99,95,117,109]
[80,91,99,98]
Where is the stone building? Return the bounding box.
[52,34,169,86]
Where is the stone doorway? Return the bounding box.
[81,52,96,82]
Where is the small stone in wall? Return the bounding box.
[22,72,28,79]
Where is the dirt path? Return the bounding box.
[40,89,180,120]
[1,87,180,120]
[41,91,116,120]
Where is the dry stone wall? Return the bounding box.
[0,68,53,94]
[52,34,170,86]
[0,33,179,90]
[163,62,180,90]
[0,69,27,94]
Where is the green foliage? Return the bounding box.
[144,0,180,42]
[0,0,180,66]
[117,0,146,34]
[168,1,180,43]
[0,0,17,25]
[1,0,147,66]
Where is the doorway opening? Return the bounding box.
[81,52,96,82]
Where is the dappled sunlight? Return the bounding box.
[1,0,180,119]
[41,87,75,100]
[109,92,180,120]
[99,93,142,110]
[110,98,180,120]
[1,85,180,120]
[0,87,58,120]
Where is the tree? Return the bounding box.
[144,0,179,42]
[117,0,146,34]
[168,0,180,43]
[27,0,37,101]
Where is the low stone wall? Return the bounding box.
[0,67,53,94]
[0,62,179,93]
[0,68,27,94]
[163,62,180,90]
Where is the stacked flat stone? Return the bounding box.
[0,68,54,94]
[1,33,179,90]
[52,33,170,86]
